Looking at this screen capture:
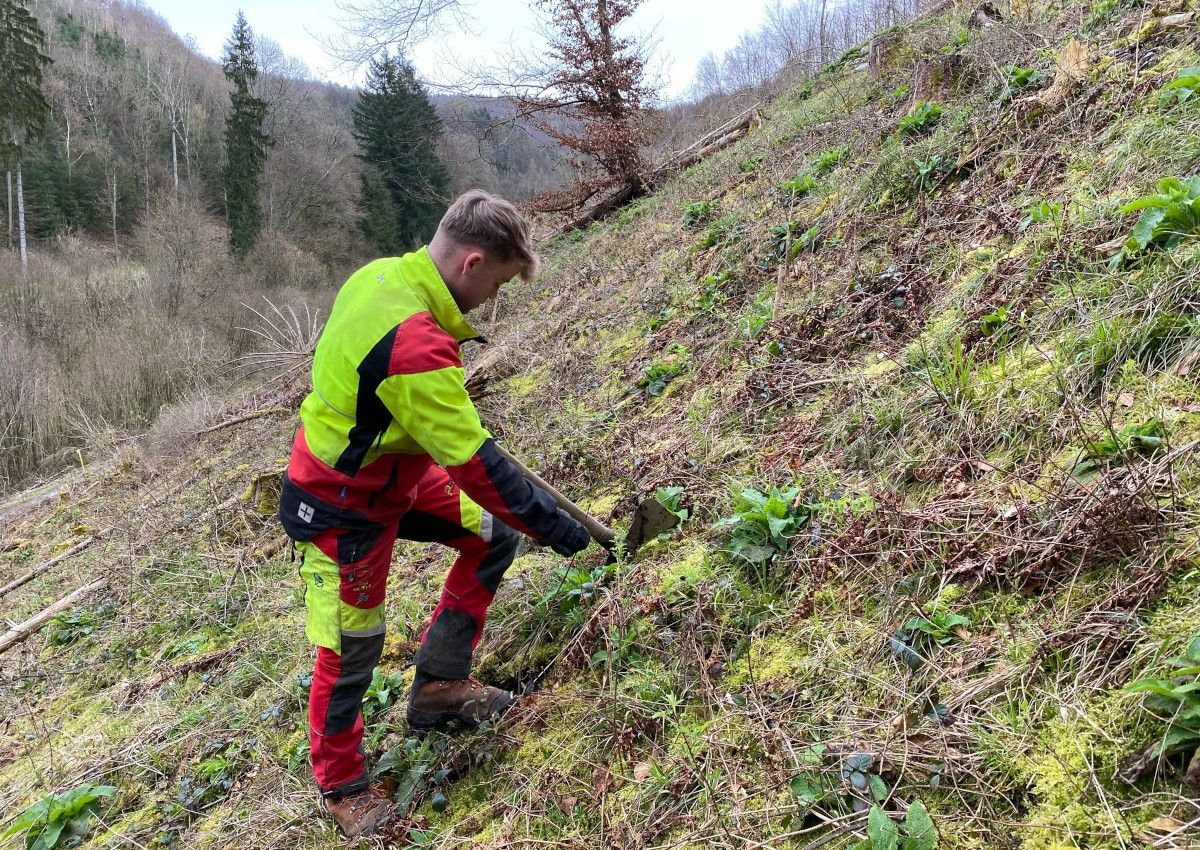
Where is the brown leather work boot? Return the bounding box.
[407,675,515,731]
[320,783,396,838]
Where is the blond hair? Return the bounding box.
[436,190,541,281]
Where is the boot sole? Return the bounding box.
[406,692,515,731]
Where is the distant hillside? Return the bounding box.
[14,0,568,256]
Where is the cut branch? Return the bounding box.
[0,532,106,600]
[0,576,108,655]
[555,106,762,235]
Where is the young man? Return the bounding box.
[278,190,592,837]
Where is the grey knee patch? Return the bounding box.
[476,520,519,593]
[414,609,477,680]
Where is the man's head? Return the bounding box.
[428,190,540,315]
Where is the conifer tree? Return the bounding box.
[351,53,449,252]
[0,0,51,286]
[221,11,272,258]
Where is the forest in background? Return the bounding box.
[0,0,929,496]
[0,0,568,494]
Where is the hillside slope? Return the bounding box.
[3,0,1200,848]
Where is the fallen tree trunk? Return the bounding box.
[656,107,764,176]
[0,575,108,655]
[557,107,764,236]
[0,532,105,600]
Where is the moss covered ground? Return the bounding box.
[3,0,1200,847]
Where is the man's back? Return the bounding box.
[298,248,488,486]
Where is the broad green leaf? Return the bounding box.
[1131,208,1168,249]
[1126,678,1179,697]
[790,775,822,803]
[1158,725,1200,755]
[32,819,65,850]
[868,806,900,850]
[869,774,888,802]
[1187,634,1200,662]
[904,800,937,850]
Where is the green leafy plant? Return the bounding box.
[911,156,945,193]
[713,486,809,565]
[537,560,618,624]
[941,30,969,53]
[683,199,717,229]
[996,65,1045,104]
[696,213,745,249]
[637,345,689,396]
[1125,633,1200,762]
[655,486,689,525]
[739,154,764,172]
[363,667,407,718]
[853,801,937,850]
[1073,312,1194,386]
[1019,200,1062,231]
[979,304,1019,344]
[768,221,822,260]
[1108,176,1200,269]
[42,602,113,647]
[896,101,943,136]
[590,623,644,670]
[739,297,775,340]
[917,334,976,411]
[843,751,889,803]
[811,144,850,175]
[777,174,817,203]
[697,271,737,311]
[4,784,116,850]
[1159,66,1200,107]
[1070,419,1165,482]
[891,609,971,670]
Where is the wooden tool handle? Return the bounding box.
[494,443,617,550]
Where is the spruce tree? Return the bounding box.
[0,0,51,284]
[221,11,271,258]
[352,54,449,253]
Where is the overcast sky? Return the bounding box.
[143,0,773,99]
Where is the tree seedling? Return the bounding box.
[1018,200,1061,231]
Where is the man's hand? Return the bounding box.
[547,510,591,557]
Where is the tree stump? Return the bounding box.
[909,55,971,107]
[868,33,903,76]
[968,1,1003,28]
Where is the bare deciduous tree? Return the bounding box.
[317,0,471,69]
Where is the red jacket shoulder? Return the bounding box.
[389,311,461,376]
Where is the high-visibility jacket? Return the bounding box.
[282,247,570,546]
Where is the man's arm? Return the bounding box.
[377,319,589,553]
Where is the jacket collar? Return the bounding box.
[405,247,483,344]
